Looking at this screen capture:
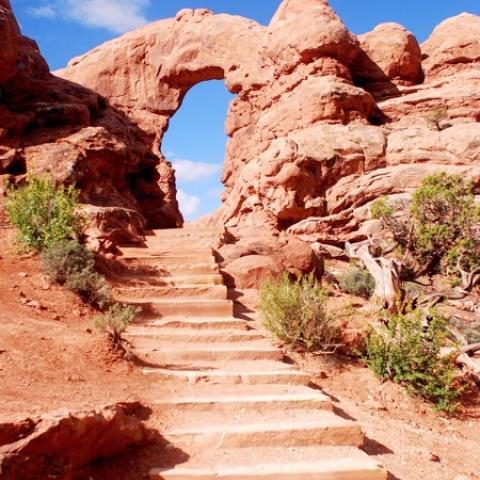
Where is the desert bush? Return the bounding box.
[427,106,450,131]
[339,266,375,299]
[259,272,338,351]
[94,303,140,349]
[365,309,461,413]
[6,174,83,251]
[42,240,112,309]
[371,173,480,277]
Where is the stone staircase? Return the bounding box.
[111,226,388,480]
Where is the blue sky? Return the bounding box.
[10,0,480,220]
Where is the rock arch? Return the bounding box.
[58,0,379,239]
[37,0,480,246]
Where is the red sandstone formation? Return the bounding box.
[0,0,182,245]
[0,403,147,479]
[2,0,480,277]
[57,0,480,253]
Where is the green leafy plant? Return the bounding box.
[371,173,480,278]
[6,174,83,251]
[94,303,140,351]
[365,309,461,413]
[41,240,112,309]
[259,272,338,352]
[339,266,375,299]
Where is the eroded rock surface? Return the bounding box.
[0,403,147,480]
[0,0,182,245]
[57,0,480,255]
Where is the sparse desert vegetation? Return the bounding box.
[1,0,479,478]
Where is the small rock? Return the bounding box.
[25,300,47,310]
[18,272,29,278]
[429,452,441,462]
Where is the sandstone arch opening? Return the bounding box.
[162,80,234,223]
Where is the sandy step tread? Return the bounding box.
[113,285,227,300]
[110,274,225,287]
[166,409,364,449]
[150,445,387,479]
[125,328,263,343]
[133,342,284,363]
[141,363,310,386]
[132,317,249,330]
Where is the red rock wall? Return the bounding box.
[18,1,480,245]
[0,1,183,244]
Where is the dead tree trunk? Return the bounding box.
[345,241,404,311]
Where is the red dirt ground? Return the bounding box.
[0,226,479,479]
[0,227,150,421]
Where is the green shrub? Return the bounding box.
[94,303,140,347]
[371,173,480,277]
[41,240,111,309]
[339,266,375,299]
[365,309,461,413]
[6,174,83,251]
[259,273,338,351]
[427,106,450,131]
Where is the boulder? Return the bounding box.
[223,254,284,289]
[0,403,147,480]
[351,23,423,85]
[422,13,480,79]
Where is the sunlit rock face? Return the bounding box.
[2,0,479,250]
[58,1,480,246]
[0,0,182,245]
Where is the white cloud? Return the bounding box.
[173,159,221,183]
[66,0,150,33]
[28,5,57,18]
[27,0,150,34]
[177,189,200,219]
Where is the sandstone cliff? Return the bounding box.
[57,0,480,250]
[0,0,183,246]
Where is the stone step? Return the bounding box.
[130,299,234,318]
[143,233,220,246]
[110,273,225,288]
[115,259,219,276]
[145,227,218,238]
[133,341,284,364]
[118,246,214,257]
[133,317,249,330]
[150,446,386,480]
[126,328,263,344]
[165,409,364,449]
[113,284,228,301]
[119,251,216,263]
[142,360,310,385]
[152,388,333,415]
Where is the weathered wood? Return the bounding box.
[456,352,480,384]
[461,343,480,355]
[345,241,404,311]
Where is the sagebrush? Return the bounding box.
[94,303,140,350]
[260,273,338,351]
[365,309,461,413]
[42,240,112,309]
[6,174,83,251]
[339,266,375,299]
